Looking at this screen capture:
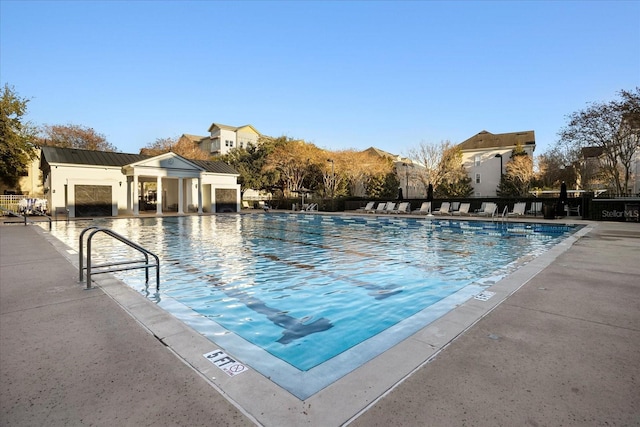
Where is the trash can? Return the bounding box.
[543,204,555,219]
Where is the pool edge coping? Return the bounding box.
[33,218,594,427]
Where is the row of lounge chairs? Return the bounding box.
[358,201,546,217]
[359,201,412,214]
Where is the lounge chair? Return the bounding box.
[358,202,376,213]
[432,202,451,215]
[383,202,397,213]
[373,202,387,213]
[526,201,542,216]
[411,201,431,215]
[242,201,253,209]
[565,204,581,216]
[392,202,410,214]
[474,202,487,214]
[450,202,460,213]
[506,202,526,217]
[452,202,470,216]
[476,202,497,217]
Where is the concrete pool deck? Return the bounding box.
[1,216,639,426]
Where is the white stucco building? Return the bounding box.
[40,146,240,218]
[458,130,536,197]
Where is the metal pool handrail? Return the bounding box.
[79,226,160,291]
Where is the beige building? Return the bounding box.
[189,123,261,156]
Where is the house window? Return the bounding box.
[475,173,481,184]
[474,155,481,167]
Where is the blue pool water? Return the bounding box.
[45,213,578,398]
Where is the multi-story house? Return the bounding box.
[194,123,261,156]
[458,130,536,197]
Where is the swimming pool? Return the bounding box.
[45,213,579,399]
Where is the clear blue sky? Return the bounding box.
[2,1,639,158]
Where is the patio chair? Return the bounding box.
[373,202,387,213]
[474,202,487,214]
[432,201,451,215]
[450,201,460,213]
[452,202,470,216]
[383,202,397,213]
[392,202,410,214]
[476,202,497,217]
[506,202,526,217]
[358,201,376,213]
[565,204,581,216]
[411,201,432,215]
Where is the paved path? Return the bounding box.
[1,220,639,426]
[0,224,255,426]
[351,222,640,426]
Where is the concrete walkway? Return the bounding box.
[1,220,639,426]
[351,221,640,426]
[0,224,255,426]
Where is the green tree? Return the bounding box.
[0,84,37,188]
[39,123,118,151]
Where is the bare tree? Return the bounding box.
[557,87,640,195]
[408,140,452,192]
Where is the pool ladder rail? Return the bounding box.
[79,226,160,291]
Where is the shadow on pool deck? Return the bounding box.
[1,219,639,426]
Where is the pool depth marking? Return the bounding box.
[204,349,248,376]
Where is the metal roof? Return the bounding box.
[40,146,239,175]
[40,146,149,166]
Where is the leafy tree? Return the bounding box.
[536,149,577,190]
[0,84,37,188]
[262,137,323,197]
[140,136,209,160]
[434,145,474,198]
[557,87,640,195]
[39,123,118,151]
[497,143,534,197]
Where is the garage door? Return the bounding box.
[75,185,112,217]
[215,189,237,213]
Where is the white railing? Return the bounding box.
[0,195,27,214]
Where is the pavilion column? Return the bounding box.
[197,177,203,214]
[156,176,163,215]
[178,177,184,214]
[133,175,139,216]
